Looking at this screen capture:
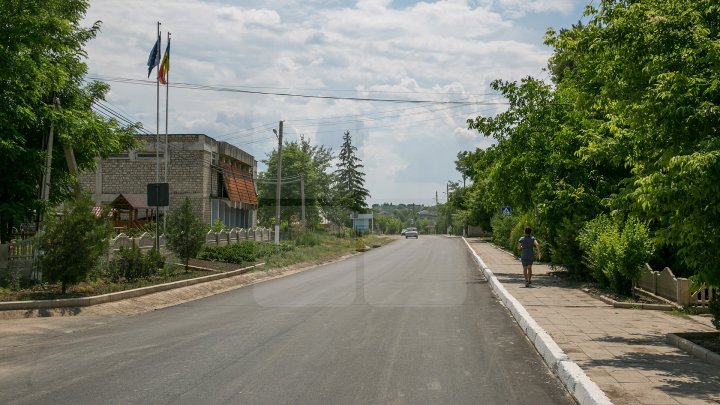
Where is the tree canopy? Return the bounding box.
[462,0,720,286]
[258,136,335,229]
[0,0,139,241]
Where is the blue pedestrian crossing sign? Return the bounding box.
[500,206,512,216]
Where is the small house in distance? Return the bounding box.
[79,134,258,231]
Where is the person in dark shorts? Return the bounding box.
[518,227,542,287]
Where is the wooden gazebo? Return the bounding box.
[109,194,157,231]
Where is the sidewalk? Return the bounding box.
[464,238,720,405]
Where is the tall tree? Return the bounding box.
[545,0,720,284]
[258,136,334,229]
[0,0,139,241]
[334,130,370,214]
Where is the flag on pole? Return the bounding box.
[158,41,170,84]
[147,37,161,78]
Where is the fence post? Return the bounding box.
[676,278,690,306]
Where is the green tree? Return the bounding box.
[334,130,370,216]
[166,198,206,272]
[0,0,139,241]
[258,136,334,230]
[465,77,613,275]
[545,0,720,285]
[40,195,111,294]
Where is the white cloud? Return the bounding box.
[83,0,584,204]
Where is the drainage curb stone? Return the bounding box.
[463,238,612,405]
[0,263,264,312]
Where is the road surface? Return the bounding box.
[0,236,574,404]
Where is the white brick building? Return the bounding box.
[80,134,258,229]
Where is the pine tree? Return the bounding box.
[334,131,370,214]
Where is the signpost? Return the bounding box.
[501,206,512,216]
[147,183,169,249]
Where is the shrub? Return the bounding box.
[709,294,720,330]
[295,231,322,247]
[210,218,224,233]
[578,215,654,295]
[166,198,206,271]
[40,196,112,294]
[199,241,295,264]
[547,217,587,278]
[110,246,164,281]
[490,213,516,251]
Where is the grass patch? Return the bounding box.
[0,265,207,302]
[202,233,391,270]
[0,233,393,303]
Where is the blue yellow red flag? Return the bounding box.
[158,41,170,84]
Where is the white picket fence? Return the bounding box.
[0,227,275,278]
[108,227,274,258]
[636,264,717,308]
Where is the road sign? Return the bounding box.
[147,183,169,207]
[500,206,512,216]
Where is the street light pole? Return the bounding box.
[446,181,451,236]
[274,121,283,245]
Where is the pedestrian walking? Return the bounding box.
[518,227,541,287]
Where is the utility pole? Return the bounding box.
[462,174,467,237]
[39,96,62,232]
[300,174,306,224]
[41,97,60,208]
[446,182,450,236]
[274,121,283,244]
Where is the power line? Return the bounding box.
[87,74,501,98]
[87,75,508,106]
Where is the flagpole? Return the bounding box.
[155,21,161,250]
[163,32,170,234]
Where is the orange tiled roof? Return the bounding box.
[220,162,257,206]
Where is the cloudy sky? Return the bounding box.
[83,0,587,206]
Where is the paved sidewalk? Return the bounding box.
[465,238,720,405]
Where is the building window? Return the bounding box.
[108,153,129,159]
[137,153,164,160]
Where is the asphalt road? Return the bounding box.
[0,236,574,404]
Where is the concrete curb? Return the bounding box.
[587,290,676,311]
[0,263,265,311]
[463,238,613,405]
[667,332,720,368]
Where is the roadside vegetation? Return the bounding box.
[0,202,392,301]
[453,0,720,326]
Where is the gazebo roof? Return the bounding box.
[110,193,151,210]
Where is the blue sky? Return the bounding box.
[84,0,588,206]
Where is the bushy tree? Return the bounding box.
[258,136,334,229]
[545,0,720,285]
[40,196,111,293]
[166,198,205,272]
[0,0,139,241]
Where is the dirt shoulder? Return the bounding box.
[0,252,368,350]
[0,251,362,322]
